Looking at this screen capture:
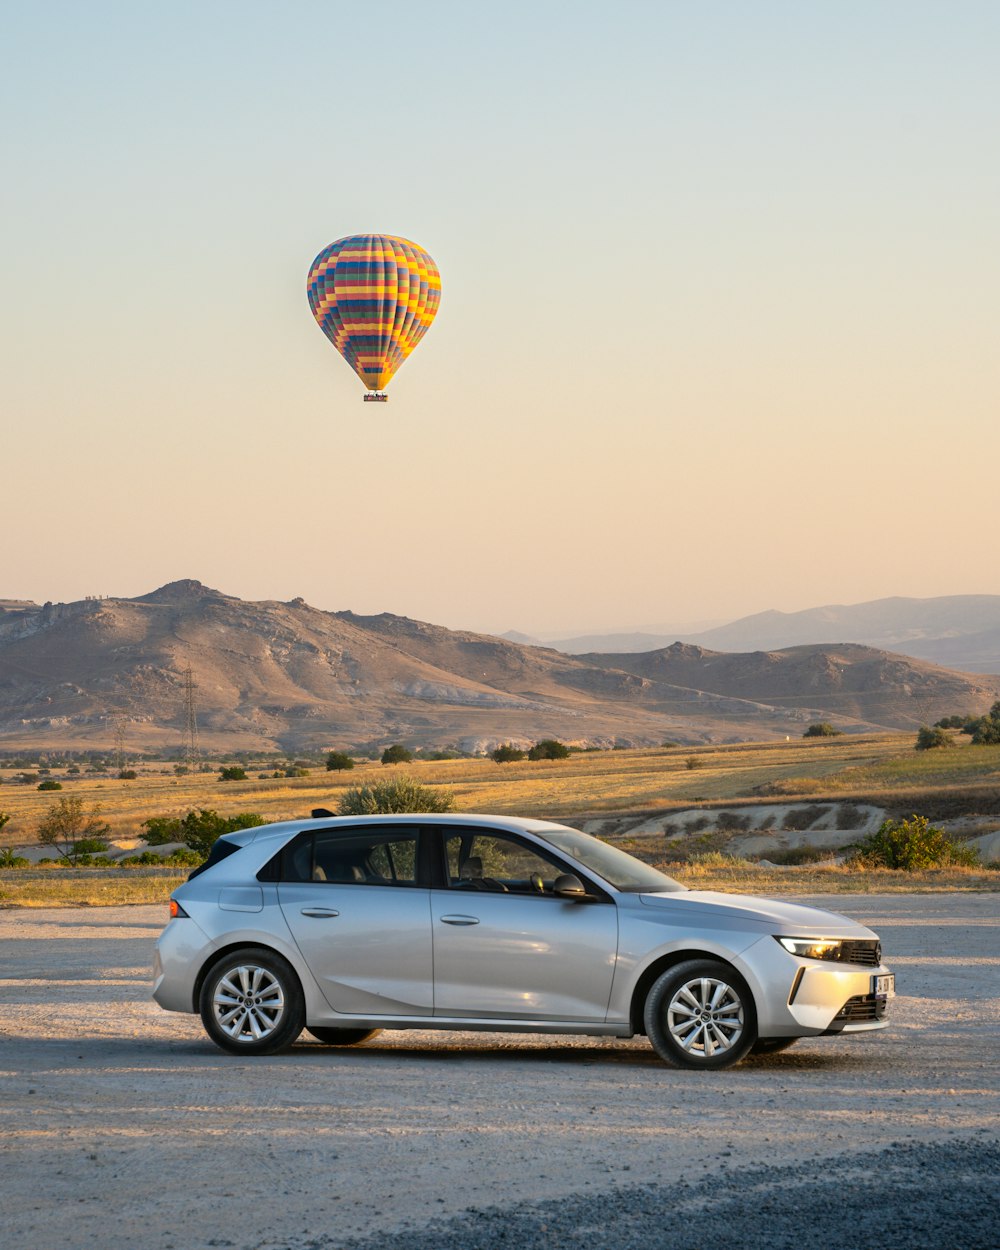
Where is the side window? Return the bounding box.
[280,828,419,885]
[444,832,564,896]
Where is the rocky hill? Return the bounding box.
[1,582,997,753]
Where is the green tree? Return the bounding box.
[140,815,183,846]
[219,765,247,781]
[527,739,570,761]
[491,744,526,763]
[37,796,111,865]
[0,847,30,868]
[177,809,266,857]
[803,723,841,738]
[0,812,10,837]
[970,701,1000,745]
[37,779,63,790]
[338,776,455,815]
[933,715,968,730]
[325,751,356,772]
[381,744,413,765]
[915,725,952,751]
[849,815,979,870]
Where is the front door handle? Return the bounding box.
[300,908,340,918]
[440,914,480,925]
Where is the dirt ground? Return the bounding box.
[1,895,998,1250]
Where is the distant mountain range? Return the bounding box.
[1,582,998,753]
[511,595,1000,674]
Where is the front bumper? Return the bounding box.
[740,935,894,1037]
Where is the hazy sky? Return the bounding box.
[4,2,998,636]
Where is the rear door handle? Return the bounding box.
[440,914,479,925]
[300,908,340,918]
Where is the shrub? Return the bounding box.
[803,723,841,738]
[0,847,30,868]
[527,739,570,761]
[141,809,265,857]
[37,797,112,865]
[491,744,526,763]
[915,725,952,751]
[715,812,751,832]
[764,845,831,866]
[848,815,980,870]
[381,744,413,765]
[325,751,355,772]
[37,780,63,791]
[970,702,1000,746]
[118,769,137,780]
[219,766,247,781]
[180,809,265,856]
[338,776,455,815]
[934,715,968,730]
[687,851,753,869]
[684,757,702,771]
[140,815,183,845]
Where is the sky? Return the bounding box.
[3,1,998,637]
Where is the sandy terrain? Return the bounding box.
[1,896,998,1250]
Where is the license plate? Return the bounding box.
[873,973,895,998]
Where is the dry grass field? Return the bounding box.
[3,732,1000,848]
[2,732,999,906]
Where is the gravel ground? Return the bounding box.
[1,894,998,1250]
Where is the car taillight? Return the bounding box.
[169,900,189,919]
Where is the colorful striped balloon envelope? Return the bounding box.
[307,234,441,400]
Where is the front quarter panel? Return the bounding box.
[609,894,766,1022]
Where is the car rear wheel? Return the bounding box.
[644,959,756,1070]
[306,1027,382,1046]
[199,947,304,1055]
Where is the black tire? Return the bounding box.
[643,958,757,1070]
[306,1027,382,1046]
[199,947,304,1056]
[750,1036,798,1056]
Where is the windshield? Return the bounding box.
[539,826,686,894]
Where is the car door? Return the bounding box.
[277,825,433,1016]
[430,828,619,1021]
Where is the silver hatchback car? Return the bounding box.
[153,814,894,1069]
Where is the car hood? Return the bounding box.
[636,890,875,937]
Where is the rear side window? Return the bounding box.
[188,838,241,881]
[271,827,419,886]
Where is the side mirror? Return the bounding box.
[553,873,592,901]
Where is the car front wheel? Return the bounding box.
[306,1027,382,1046]
[199,947,304,1055]
[644,959,756,1070]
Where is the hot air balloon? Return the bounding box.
[307,233,441,402]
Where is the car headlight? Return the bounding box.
[776,936,843,961]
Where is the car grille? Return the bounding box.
[834,993,888,1023]
[835,940,881,967]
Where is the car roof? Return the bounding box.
[221,813,578,848]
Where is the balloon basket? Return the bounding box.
[363,392,389,403]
